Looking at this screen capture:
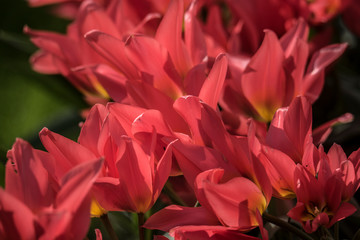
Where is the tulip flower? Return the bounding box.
[199,0,293,55]
[261,96,353,198]
[144,169,269,239]
[199,0,352,57]
[25,1,119,100]
[27,0,192,18]
[85,0,228,132]
[143,96,271,238]
[305,0,352,24]
[25,0,163,103]
[284,142,359,233]
[288,156,357,233]
[8,0,360,239]
[323,143,360,202]
[173,96,271,196]
[221,18,346,127]
[40,103,177,214]
[27,0,84,19]
[0,138,103,239]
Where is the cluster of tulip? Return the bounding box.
[1,0,360,239]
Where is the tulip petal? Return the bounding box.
[173,96,209,145]
[261,146,296,197]
[200,103,253,176]
[6,139,55,212]
[266,96,312,163]
[156,0,192,76]
[172,140,233,190]
[125,35,183,99]
[241,30,287,122]
[92,64,129,103]
[153,140,176,201]
[85,30,139,79]
[0,188,38,240]
[183,62,207,96]
[328,202,357,227]
[280,18,309,58]
[198,54,228,109]
[126,80,189,134]
[143,205,219,232]
[77,2,121,39]
[303,43,347,103]
[30,50,60,74]
[95,229,103,240]
[56,158,103,211]
[78,104,108,155]
[116,137,153,212]
[184,1,207,65]
[92,177,134,211]
[132,109,175,144]
[197,169,266,229]
[283,97,312,161]
[312,113,353,145]
[24,26,78,65]
[171,225,261,240]
[39,128,98,177]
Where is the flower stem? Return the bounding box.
[144,210,152,240]
[100,214,118,240]
[262,212,314,240]
[138,212,145,240]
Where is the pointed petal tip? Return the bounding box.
[14,137,24,143]
[84,29,103,42]
[23,25,37,36]
[324,42,348,55]
[23,25,30,33]
[214,53,228,64]
[339,112,354,123]
[70,64,89,73]
[216,52,226,58]
[95,229,102,240]
[339,42,348,49]
[39,127,50,136]
[124,34,143,46]
[334,42,348,54]
[262,29,277,36]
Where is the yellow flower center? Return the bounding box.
[90,198,108,218]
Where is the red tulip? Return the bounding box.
[26,0,162,102]
[143,96,271,238]
[262,96,353,198]
[40,103,177,213]
[0,139,103,239]
[288,158,357,233]
[221,18,346,125]
[144,169,268,239]
[85,0,228,120]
